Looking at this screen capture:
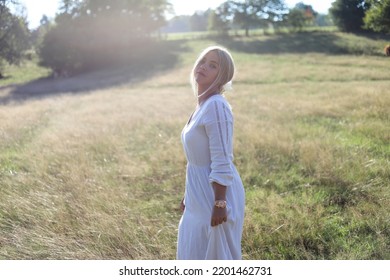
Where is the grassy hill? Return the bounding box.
[0,31,389,259]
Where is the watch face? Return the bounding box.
[215,200,226,208]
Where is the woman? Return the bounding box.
[177,46,245,260]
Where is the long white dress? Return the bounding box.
[177,94,245,260]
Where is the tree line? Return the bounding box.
[1,0,389,78]
[164,2,331,35]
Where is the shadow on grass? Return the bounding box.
[0,40,188,105]
[214,31,388,56]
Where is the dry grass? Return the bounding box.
[0,85,190,259]
[0,32,389,259]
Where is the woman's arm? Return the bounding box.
[204,99,233,227]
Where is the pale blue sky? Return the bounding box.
[20,0,334,29]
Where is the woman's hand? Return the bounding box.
[211,182,227,227]
[211,182,228,227]
[211,206,227,227]
[180,197,185,212]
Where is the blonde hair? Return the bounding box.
[190,46,235,98]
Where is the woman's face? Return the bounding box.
[195,50,220,92]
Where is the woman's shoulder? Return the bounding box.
[203,94,232,110]
[201,94,233,121]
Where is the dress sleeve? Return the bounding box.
[203,98,234,187]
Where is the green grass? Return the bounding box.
[0,58,51,87]
[0,31,389,259]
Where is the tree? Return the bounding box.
[287,2,318,31]
[30,15,53,49]
[230,0,287,36]
[0,0,30,77]
[39,0,171,75]
[315,14,333,27]
[364,0,390,33]
[162,16,191,33]
[208,2,234,35]
[287,9,307,31]
[190,10,210,32]
[294,2,318,24]
[329,0,370,32]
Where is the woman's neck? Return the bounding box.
[198,88,218,105]
[197,90,219,105]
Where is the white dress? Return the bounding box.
[177,94,245,260]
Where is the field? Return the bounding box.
[0,31,389,259]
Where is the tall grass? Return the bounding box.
[0,31,389,259]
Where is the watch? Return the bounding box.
[214,200,227,208]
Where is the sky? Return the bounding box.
[20,0,334,29]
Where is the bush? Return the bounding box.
[330,0,370,32]
[364,0,390,33]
